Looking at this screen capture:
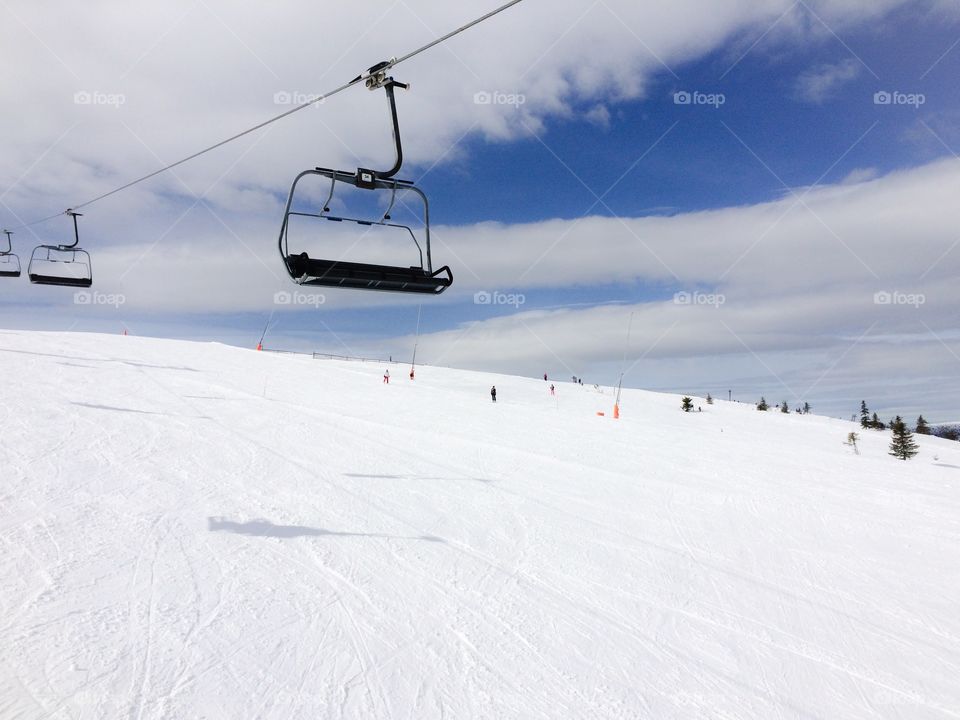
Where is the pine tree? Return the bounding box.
[780,401,789,413]
[706,393,713,405]
[757,397,769,411]
[889,416,919,460]
[860,400,870,428]
[681,396,694,412]
[871,412,884,430]
[916,415,930,435]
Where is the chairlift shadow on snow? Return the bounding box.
[118,361,201,372]
[207,516,444,543]
[0,346,109,363]
[71,401,169,416]
[933,463,960,470]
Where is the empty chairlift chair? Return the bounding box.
[278,64,452,295]
[28,211,93,287]
[0,230,20,278]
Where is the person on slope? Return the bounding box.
[383,369,390,384]
[490,386,497,403]
[550,384,555,396]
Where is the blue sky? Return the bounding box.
[426,8,960,225]
[2,0,960,422]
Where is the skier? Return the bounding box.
[550,384,555,396]
[544,373,548,381]
[383,369,390,384]
[490,385,497,403]
[409,368,415,380]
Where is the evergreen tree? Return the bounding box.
[706,393,713,405]
[871,412,884,430]
[780,401,789,413]
[681,396,694,412]
[757,397,769,411]
[889,416,919,460]
[860,401,870,428]
[915,415,930,435]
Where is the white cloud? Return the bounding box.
[584,104,611,129]
[793,58,862,104]
[0,0,940,224]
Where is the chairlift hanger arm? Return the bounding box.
[64,210,82,249]
[354,66,409,183]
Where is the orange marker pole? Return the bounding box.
[613,403,620,419]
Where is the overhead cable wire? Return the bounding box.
[2,0,526,233]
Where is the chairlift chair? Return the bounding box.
[28,211,93,287]
[0,230,20,278]
[278,64,452,294]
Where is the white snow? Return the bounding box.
[1,330,958,719]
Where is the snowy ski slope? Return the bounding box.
[1,330,958,719]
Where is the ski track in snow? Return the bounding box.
[1,331,959,719]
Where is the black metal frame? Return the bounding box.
[0,230,20,278]
[278,66,452,295]
[28,211,93,288]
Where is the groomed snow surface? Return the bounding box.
[1,330,958,720]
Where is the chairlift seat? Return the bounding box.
[285,253,452,294]
[28,272,92,287]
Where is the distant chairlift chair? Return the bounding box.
[28,211,93,287]
[0,230,21,278]
[278,63,452,295]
